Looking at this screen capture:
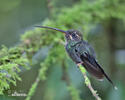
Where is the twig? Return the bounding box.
[25,77,40,100]
[78,64,102,100]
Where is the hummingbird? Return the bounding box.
[35,26,117,89]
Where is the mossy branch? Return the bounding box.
[79,64,101,100]
[0,0,124,98]
[25,77,40,100]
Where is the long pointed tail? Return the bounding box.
[101,68,117,90]
[95,62,117,90]
[80,53,117,90]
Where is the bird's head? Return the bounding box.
[35,26,83,42]
[65,29,83,42]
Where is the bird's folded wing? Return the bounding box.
[80,52,104,79]
[80,52,114,88]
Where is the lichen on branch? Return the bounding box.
[79,65,101,100]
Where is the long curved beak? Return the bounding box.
[35,26,67,34]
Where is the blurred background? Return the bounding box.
[0,0,125,100]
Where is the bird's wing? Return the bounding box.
[82,41,96,58]
[75,41,114,86]
[80,51,104,79]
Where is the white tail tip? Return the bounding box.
[114,86,118,90]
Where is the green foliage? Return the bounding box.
[26,78,40,100]
[0,46,29,94]
[0,0,125,99]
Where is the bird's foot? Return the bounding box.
[77,62,83,67]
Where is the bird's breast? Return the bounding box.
[65,42,82,63]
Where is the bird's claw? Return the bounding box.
[77,62,83,67]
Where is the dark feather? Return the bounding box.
[80,52,115,87]
[80,53,104,79]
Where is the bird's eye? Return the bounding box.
[72,33,76,37]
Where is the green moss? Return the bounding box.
[0,46,29,94]
[0,0,125,99]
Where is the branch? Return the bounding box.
[78,64,102,100]
[25,76,40,100]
